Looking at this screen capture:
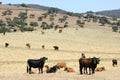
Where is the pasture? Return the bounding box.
[0,28,120,80]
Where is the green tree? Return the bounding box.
[18,12,27,21]
[2,10,13,16]
[112,26,118,32]
[21,3,28,7]
[99,17,110,26]
[41,22,48,29]
[48,8,59,15]
[76,20,85,28]
[0,20,4,27]
[49,15,54,21]
[38,16,43,21]
[0,2,2,4]
[29,14,35,18]
[30,22,38,27]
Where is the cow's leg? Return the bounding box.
[29,67,31,74]
[41,68,43,73]
[89,68,91,75]
[80,66,83,74]
[85,67,88,74]
[83,67,86,74]
[38,68,40,74]
[92,68,95,74]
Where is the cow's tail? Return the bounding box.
[27,63,29,73]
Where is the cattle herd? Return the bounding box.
[3,43,118,75]
[4,43,59,51]
[26,56,118,75]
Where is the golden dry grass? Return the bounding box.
[0,28,120,73]
[0,28,120,80]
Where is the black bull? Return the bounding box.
[27,57,48,74]
[79,57,100,74]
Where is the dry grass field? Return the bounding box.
[0,27,120,80]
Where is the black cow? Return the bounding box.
[79,57,100,75]
[53,46,59,50]
[112,59,117,67]
[46,65,59,73]
[27,57,48,74]
[5,43,9,48]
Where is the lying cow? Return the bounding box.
[79,57,100,75]
[64,67,75,72]
[46,65,59,73]
[56,61,66,68]
[27,57,48,74]
[95,66,105,72]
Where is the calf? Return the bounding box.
[95,66,105,72]
[64,67,75,72]
[56,61,66,68]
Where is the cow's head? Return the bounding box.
[91,57,100,64]
[40,57,48,62]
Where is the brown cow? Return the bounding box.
[95,66,105,72]
[26,43,31,49]
[64,67,75,72]
[79,57,100,74]
[56,61,66,68]
[43,65,49,73]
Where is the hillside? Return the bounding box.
[0,4,120,33]
[14,4,120,18]
[96,9,120,18]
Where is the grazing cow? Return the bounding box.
[95,66,105,72]
[5,43,9,48]
[56,61,66,68]
[112,59,117,67]
[26,43,31,49]
[27,57,48,74]
[64,67,75,72]
[42,45,45,49]
[53,46,59,50]
[79,57,100,75]
[46,65,59,73]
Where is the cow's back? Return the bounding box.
[79,58,91,67]
[27,59,41,68]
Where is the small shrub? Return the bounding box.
[21,27,34,32]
